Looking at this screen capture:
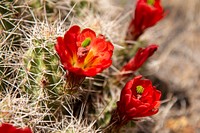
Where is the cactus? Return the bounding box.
[1,0,162,132]
[18,21,90,122]
[21,39,64,95]
[0,0,25,90]
[19,37,68,116]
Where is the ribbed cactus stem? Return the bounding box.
[22,39,64,97]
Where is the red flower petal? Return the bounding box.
[117,75,161,120]
[55,25,114,77]
[126,0,165,40]
[64,25,80,45]
[0,123,32,133]
[77,28,96,47]
[122,44,158,74]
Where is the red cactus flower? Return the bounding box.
[121,44,158,74]
[55,25,114,77]
[117,75,161,121]
[0,123,32,133]
[126,0,165,40]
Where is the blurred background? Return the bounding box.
[117,0,200,132]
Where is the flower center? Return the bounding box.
[77,47,89,58]
[136,85,144,99]
[147,0,155,5]
[81,37,91,47]
[136,85,144,94]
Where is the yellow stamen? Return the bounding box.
[136,85,144,94]
[147,0,155,5]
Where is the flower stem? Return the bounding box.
[65,72,85,91]
[103,109,129,133]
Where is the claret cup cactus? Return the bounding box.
[0,0,169,132]
[55,25,114,89]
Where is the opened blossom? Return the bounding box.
[121,44,158,74]
[117,75,161,121]
[55,25,114,77]
[0,123,32,133]
[126,0,165,40]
